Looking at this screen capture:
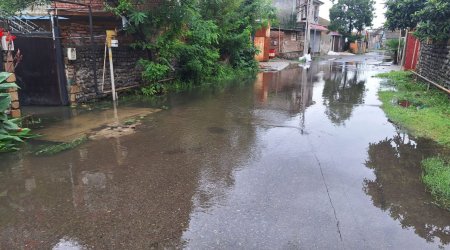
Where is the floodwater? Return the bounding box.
[1,57,450,249]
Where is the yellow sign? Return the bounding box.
[106,30,117,48]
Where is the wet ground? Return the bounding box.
[1,54,450,249]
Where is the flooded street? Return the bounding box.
[1,55,450,249]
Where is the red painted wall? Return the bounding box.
[404,32,420,70]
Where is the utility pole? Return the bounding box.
[303,0,313,56]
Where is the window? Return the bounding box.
[301,6,307,20]
[314,6,319,22]
[291,32,297,41]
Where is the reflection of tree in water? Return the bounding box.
[364,133,450,246]
[322,64,366,125]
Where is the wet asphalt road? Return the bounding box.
[1,54,450,249]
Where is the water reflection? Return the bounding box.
[364,133,450,246]
[322,63,366,125]
[2,59,450,248]
[254,67,314,116]
[0,79,259,248]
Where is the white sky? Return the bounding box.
[319,0,386,29]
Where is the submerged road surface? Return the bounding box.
[1,55,450,249]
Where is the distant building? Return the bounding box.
[367,29,384,50]
[269,0,343,58]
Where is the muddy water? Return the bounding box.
[1,60,449,249]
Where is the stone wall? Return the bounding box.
[66,46,148,103]
[416,42,450,90]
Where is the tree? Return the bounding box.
[0,0,48,15]
[108,0,275,87]
[329,0,375,39]
[384,0,426,31]
[384,0,450,42]
[414,0,450,41]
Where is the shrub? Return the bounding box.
[0,72,33,152]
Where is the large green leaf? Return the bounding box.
[2,119,19,131]
[0,72,11,83]
[0,82,19,90]
[0,94,11,112]
[0,133,23,142]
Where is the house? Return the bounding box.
[367,28,384,50]
[270,27,305,59]
[296,0,324,55]
[3,0,162,106]
[269,0,329,58]
[270,0,345,57]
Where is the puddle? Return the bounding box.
[0,53,449,249]
[398,99,412,107]
[31,107,160,142]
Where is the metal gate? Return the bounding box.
[14,32,69,106]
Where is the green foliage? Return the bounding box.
[0,0,48,14]
[141,83,167,96]
[385,39,405,52]
[385,39,405,64]
[35,136,87,156]
[384,0,426,31]
[329,0,375,37]
[385,0,450,42]
[376,71,450,146]
[139,60,170,83]
[414,0,450,41]
[177,14,221,82]
[110,0,274,86]
[107,0,133,16]
[0,72,33,152]
[422,157,450,209]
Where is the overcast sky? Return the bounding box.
[319,0,386,28]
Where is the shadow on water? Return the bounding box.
[364,133,450,246]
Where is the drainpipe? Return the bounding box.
[88,6,99,94]
[278,26,281,54]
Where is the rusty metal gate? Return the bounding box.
[14,31,69,106]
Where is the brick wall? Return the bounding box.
[416,41,450,90]
[59,20,120,46]
[270,30,305,59]
[53,0,104,10]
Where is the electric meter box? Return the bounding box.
[111,39,119,48]
[1,37,14,51]
[67,48,77,60]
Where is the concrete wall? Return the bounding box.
[416,41,450,90]
[319,32,332,55]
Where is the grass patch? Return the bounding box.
[422,157,450,209]
[376,71,450,146]
[35,136,88,156]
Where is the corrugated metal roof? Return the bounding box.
[16,15,68,20]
